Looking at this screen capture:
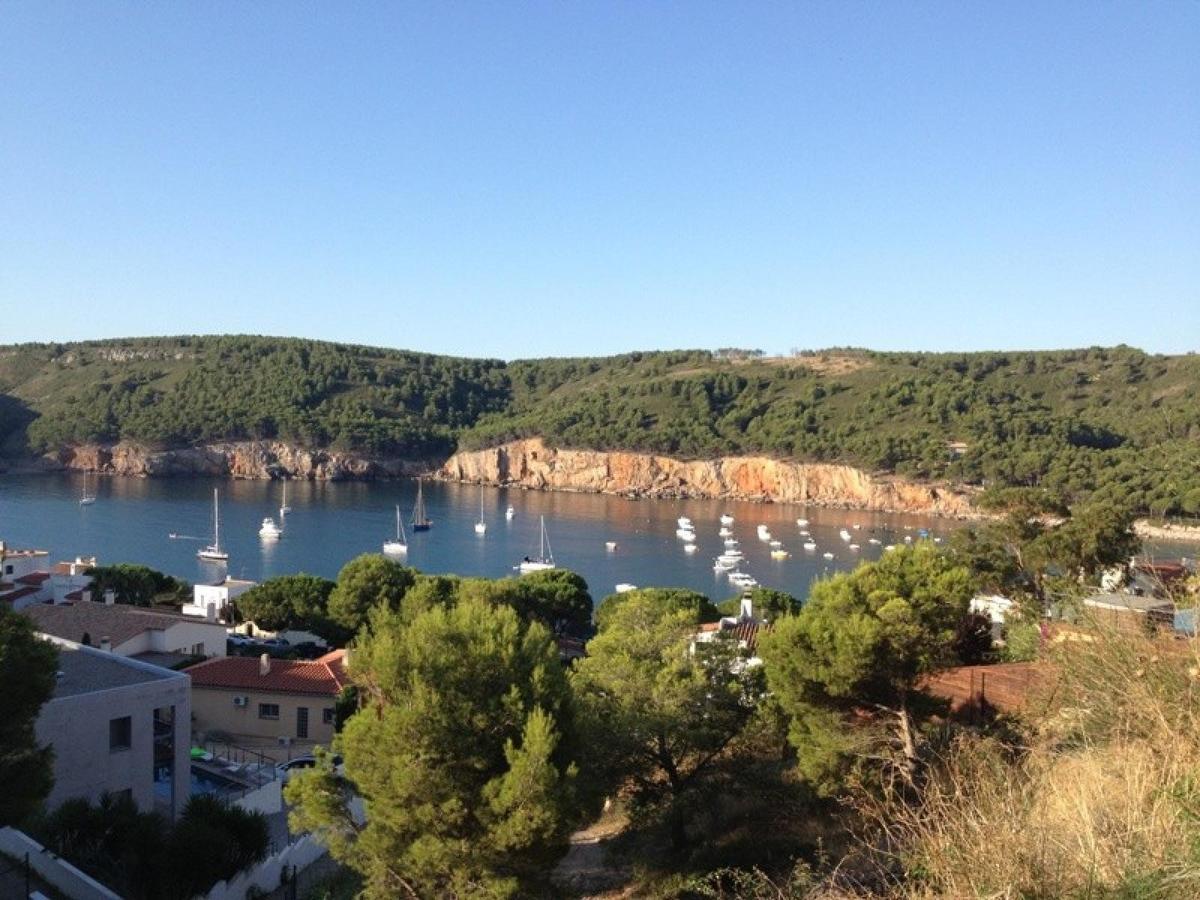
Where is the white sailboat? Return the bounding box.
[505,505,515,521]
[383,505,408,555]
[516,516,555,573]
[79,471,96,506]
[279,481,292,517]
[474,486,487,535]
[198,489,229,562]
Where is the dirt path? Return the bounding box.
[551,810,633,898]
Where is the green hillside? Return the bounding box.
[1,337,1198,515]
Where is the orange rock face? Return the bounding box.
[439,438,979,516]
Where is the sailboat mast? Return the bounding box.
[213,488,220,551]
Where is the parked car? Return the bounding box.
[261,637,290,649]
[226,634,256,648]
[287,641,326,659]
[276,754,343,782]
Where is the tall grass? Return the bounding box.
[867,622,1200,899]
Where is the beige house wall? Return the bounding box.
[192,687,336,748]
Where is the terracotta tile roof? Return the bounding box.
[1,586,41,604]
[921,663,1043,715]
[186,650,348,697]
[16,572,51,586]
[22,601,205,649]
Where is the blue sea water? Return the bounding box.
[1,472,963,603]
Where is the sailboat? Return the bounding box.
[279,481,292,517]
[411,480,432,532]
[516,516,555,573]
[79,471,97,506]
[198,488,229,562]
[383,505,408,555]
[474,486,487,535]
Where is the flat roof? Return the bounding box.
[49,640,184,699]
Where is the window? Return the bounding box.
[296,706,309,739]
[258,703,280,720]
[109,716,132,751]
[322,707,335,725]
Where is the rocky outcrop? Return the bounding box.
[439,438,980,517]
[53,441,430,480]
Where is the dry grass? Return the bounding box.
[859,624,1200,899]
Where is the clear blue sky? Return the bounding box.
[2,3,1197,359]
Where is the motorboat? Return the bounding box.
[868,538,882,545]
[605,541,617,552]
[822,552,835,560]
[258,517,282,539]
[848,543,860,551]
[719,514,734,526]
[615,583,637,593]
[839,529,852,541]
[796,518,808,527]
[771,549,790,559]
[718,527,733,538]
[383,505,408,555]
[724,538,740,548]
[769,539,782,549]
[803,541,817,551]
[677,516,693,529]
[684,543,698,554]
[676,528,697,540]
[474,486,487,535]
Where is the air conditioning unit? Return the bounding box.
[233,696,248,707]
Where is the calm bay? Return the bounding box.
[1,472,968,602]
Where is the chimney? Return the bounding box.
[739,593,753,622]
[99,636,112,652]
[104,589,115,606]
[259,653,271,676]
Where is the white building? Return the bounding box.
[182,577,257,621]
[36,636,191,819]
[23,596,228,662]
[1,542,98,610]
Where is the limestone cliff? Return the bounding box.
[438,439,979,517]
[54,441,427,480]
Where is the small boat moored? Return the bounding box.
[258,517,282,539]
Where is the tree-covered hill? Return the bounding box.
[1,336,1198,514]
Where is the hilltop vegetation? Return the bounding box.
[2,336,1198,514]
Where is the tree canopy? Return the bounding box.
[85,564,189,608]
[326,555,418,634]
[234,573,344,642]
[571,591,765,848]
[287,599,580,898]
[0,607,59,825]
[3,338,1200,514]
[759,544,974,794]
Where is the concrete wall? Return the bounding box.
[192,687,336,747]
[202,834,325,900]
[113,619,228,658]
[36,664,190,819]
[0,828,122,900]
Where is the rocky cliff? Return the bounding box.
[438,438,979,517]
[53,441,427,480]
